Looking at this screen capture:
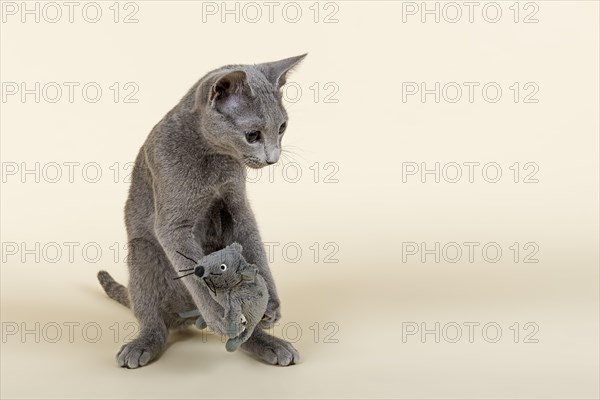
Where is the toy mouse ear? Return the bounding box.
[241,268,257,282]
[229,242,243,253]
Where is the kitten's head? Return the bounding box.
[196,54,306,168]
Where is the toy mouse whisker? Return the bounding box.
[176,251,198,265]
[173,271,195,280]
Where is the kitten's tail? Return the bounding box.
[97,271,130,308]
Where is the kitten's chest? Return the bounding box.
[193,192,237,254]
[196,156,244,193]
[190,157,246,251]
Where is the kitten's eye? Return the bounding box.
[279,122,287,135]
[245,131,260,144]
[220,264,227,271]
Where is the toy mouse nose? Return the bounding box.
[194,265,205,277]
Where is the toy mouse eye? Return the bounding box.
[220,264,227,271]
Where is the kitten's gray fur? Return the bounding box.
[97,54,306,368]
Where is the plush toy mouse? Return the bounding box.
[174,243,269,352]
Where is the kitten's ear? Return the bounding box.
[259,54,307,89]
[195,70,252,112]
[209,70,252,104]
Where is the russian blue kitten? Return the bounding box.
[97,54,306,368]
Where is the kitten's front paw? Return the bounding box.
[241,329,299,366]
[117,340,157,369]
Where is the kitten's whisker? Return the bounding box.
[284,144,308,152]
[281,148,308,164]
[279,153,291,164]
[278,153,296,167]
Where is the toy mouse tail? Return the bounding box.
[97,270,130,308]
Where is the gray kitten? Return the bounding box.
[97,54,306,368]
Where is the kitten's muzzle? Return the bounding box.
[194,265,205,278]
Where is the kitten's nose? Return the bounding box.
[265,146,280,165]
[194,265,205,277]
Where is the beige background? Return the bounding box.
[1,1,598,399]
